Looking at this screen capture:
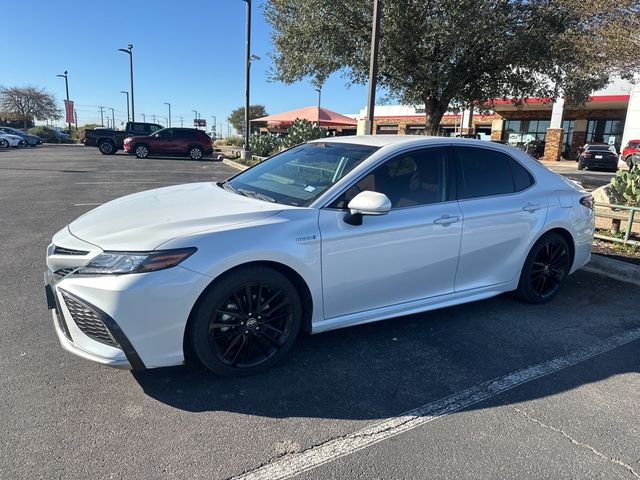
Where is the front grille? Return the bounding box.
[54,246,89,256]
[60,291,120,348]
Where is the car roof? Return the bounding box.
[307,135,512,150]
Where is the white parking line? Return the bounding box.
[232,326,640,480]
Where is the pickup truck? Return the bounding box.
[83,122,163,154]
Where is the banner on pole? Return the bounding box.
[64,100,74,124]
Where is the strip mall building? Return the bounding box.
[355,78,640,161]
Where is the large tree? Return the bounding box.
[228,105,268,135]
[264,0,639,134]
[0,86,61,129]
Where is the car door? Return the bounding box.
[151,129,174,154]
[453,146,547,291]
[319,146,463,320]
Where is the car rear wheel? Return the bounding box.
[188,145,203,160]
[190,267,302,376]
[134,144,150,158]
[516,232,571,304]
[98,140,116,155]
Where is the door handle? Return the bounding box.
[433,215,460,225]
[522,202,543,212]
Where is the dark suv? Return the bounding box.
[123,128,213,160]
[577,144,618,172]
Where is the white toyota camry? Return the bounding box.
[45,136,595,375]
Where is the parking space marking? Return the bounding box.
[231,326,640,480]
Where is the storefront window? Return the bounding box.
[562,119,574,159]
[586,119,625,153]
[376,125,399,135]
[503,119,551,154]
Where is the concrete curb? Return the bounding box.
[223,159,249,171]
[583,254,640,287]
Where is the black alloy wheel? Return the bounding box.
[190,267,302,376]
[0,139,8,149]
[134,144,150,158]
[516,232,571,304]
[98,140,116,155]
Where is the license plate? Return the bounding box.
[595,155,603,159]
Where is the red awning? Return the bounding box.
[253,106,357,127]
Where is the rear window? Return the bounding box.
[587,145,613,152]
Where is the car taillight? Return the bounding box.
[580,195,594,210]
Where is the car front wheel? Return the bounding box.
[188,145,203,160]
[516,232,571,304]
[190,267,302,376]
[0,139,8,148]
[134,144,150,158]
[98,140,116,155]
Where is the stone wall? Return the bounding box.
[543,128,564,161]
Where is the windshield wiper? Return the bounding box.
[221,180,241,194]
[237,188,276,203]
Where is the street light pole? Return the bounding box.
[365,0,382,135]
[120,91,130,122]
[109,108,115,129]
[212,115,217,138]
[242,0,252,159]
[74,110,78,131]
[141,113,146,122]
[56,70,71,134]
[99,106,105,126]
[164,102,172,127]
[315,87,322,122]
[192,110,198,129]
[118,44,135,121]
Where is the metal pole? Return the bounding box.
[74,110,78,131]
[141,113,146,122]
[164,102,171,127]
[152,114,156,123]
[57,71,72,134]
[118,44,134,121]
[121,91,129,122]
[365,0,382,135]
[243,0,252,158]
[179,116,183,127]
[99,106,104,126]
[109,108,115,129]
[212,115,217,138]
[315,88,322,122]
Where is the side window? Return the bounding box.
[330,147,450,209]
[455,147,515,199]
[157,129,172,138]
[511,158,534,191]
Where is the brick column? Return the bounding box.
[543,128,564,162]
[491,118,504,141]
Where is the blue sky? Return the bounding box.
[2,0,369,132]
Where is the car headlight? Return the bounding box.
[76,248,196,275]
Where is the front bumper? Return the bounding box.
[45,235,213,370]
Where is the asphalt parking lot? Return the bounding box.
[1,145,639,479]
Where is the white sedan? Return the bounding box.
[45,136,594,375]
[0,132,27,148]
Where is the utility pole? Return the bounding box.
[118,44,135,121]
[99,106,105,126]
[365,0,382,135]
[179,116,184,127]
[152,114,156,123]
[109,108,115,130]
[212,115,217,138]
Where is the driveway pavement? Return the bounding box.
[1,146,639,479]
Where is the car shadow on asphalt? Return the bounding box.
[132,270,640,419]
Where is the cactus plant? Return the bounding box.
[281,118,327,149]
[610,165,640,207]
[249,133,279,157]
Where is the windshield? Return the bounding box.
[227,142,379,207]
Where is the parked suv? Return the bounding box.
[621,140,640,168]
[124,128,213,160]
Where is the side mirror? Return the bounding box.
[344,191,391,225]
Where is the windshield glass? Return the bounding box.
[228,142,379,207]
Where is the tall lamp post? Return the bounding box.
[141,113,146,122]
[56,70,71,134]
[211,115,217,138]
[365,0,382,135]
[120,91,130,122]
[109,108,115,130]
[164,102,172,127]
[315,87,322,122]
[118,44,135,121]
[241,0,252,159]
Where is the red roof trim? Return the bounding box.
[492,94,630,105]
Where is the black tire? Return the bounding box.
[134,143,150,159]
[0,139,8,149]
[516,232,571,304]
[190,266,302,376]
[188,145,203,160]
[98,139,116,155]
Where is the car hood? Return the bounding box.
[68,182,287,251]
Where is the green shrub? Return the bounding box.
[226,135,245,147]
[610,166,640,207]
[281,118,327,149]
[249,133,279,157]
